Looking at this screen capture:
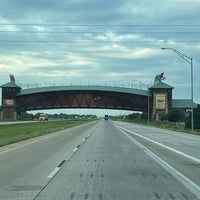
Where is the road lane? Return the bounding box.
[115,121,200,190]
[115,121,200,159]
[0,121,99,200]
[34,121,198,200]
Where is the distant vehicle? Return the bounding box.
[104,115,108,120]
[39,113,48,121]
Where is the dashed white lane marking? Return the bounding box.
[48,167,61,179]
[73,147,79,152]
[48,133,92,179]
[48,160,66,179]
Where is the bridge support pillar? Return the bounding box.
[0,75,21,120]
[0,107,17,120]
[150,82,174,121]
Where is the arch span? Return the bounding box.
[16,85,150,112]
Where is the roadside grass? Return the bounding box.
[123,119,200,135]
[0,119,92,147]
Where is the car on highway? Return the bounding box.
[104,115,109,120]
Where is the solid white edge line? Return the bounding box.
[119,129,200,199]
[117,126,200,164]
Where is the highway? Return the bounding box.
[0,120,200,200]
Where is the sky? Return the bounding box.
[0,0,200,116]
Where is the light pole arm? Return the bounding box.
[161,48,192,64]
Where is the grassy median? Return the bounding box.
[0,120,91,147]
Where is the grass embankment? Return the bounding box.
[0,120,91,147]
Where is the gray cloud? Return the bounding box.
[0,0,200,105]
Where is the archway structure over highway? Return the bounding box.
[16,85,150,112]
[3,75,189,121]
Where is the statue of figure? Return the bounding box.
[9,74,15,83]
[154,72,165,84]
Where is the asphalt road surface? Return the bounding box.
[0,120,200,200]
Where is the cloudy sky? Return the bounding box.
[0,0,200,115]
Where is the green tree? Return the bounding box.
[20,112,34,120]
[194,105,200,129]
[126,113,141,120]
[168,109,185,122]
[186,105,200,129]
[141,112,148,120]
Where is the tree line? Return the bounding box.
[125,105,200,130]
[19,105,200,129]
[20,112,97,120]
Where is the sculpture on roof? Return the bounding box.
[154,72,165,84]
[9,74,15,83]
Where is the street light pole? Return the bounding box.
[161,48,194,132]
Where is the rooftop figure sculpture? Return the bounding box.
[9,74,15,83]
[154,72,165,84]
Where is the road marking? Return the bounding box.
[73,147,78,152]
[0,140,37,154]
[48,160,66,179]
[47,167,61,179]
[120,130,200,199]
[48,137,87,178]
[0,126,91,155]
[0,131,63,154]
[117,126,200,164]
[34,133,91,199]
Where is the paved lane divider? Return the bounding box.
[118,126,200,199]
